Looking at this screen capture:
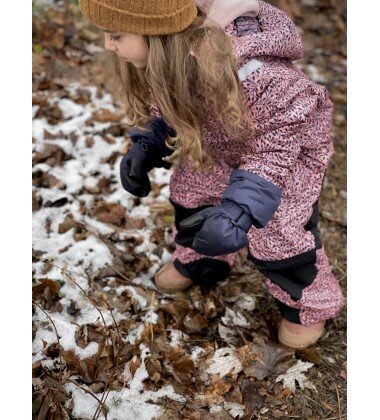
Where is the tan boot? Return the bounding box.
[154,261,193,293]
[278,318,325,350]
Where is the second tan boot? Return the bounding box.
[154,261,193,293]
[278,318,325,350]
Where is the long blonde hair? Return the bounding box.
[115,6,254,171]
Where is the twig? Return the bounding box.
[65,378,108,419]
[33,259,115,419]
[108,264,133,283]
[300,391,324,411]
[62,267,109,330]
[334,382,342,419]
[236,327,249,345]
[59,266,114,420]
[94,384,111,420]
[107,263,150,295]
[32,299,63,397]
[188,338,214,342]
[330,260,347,279]
[102,296,121,338]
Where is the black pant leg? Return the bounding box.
[249,201,322,324]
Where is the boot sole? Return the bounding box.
[155,282,193,294]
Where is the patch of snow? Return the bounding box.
[167,327,189,347]
[124,324,145,345]
[129,204,151,219]
[150,167,172,185]
[235,293,256,311]
[124,286,148,309]
[221,307,250,328]
[33,308,99,362]
[64,343,185,419]
[190,346,206,362]
[132,262,161,289]
[82,214,116,235]
[58,98,84,119]
[32,105,40,119]
[305,64,327,83]
[210,404,223,413]
[141,309,158,324]
[224,402,245,419]
[160,247,172,264]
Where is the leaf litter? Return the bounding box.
[32,0,347,418]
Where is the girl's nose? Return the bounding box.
[104,34,117,52]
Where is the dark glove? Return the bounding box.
[178,199,253,256]
[177,169,282,256]
[120,117,176,197]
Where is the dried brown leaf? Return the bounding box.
[158,299,192,323]
[92,109,122,123]
[97,203,125,226]
[61,349,97,382]
[183,313,209,333]
[172,355,196,384]
[33,279,60,299]
[237,336,294,380]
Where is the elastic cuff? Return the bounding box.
[275,300,301,324]
[173,258,231,288]
[223,169,282,229]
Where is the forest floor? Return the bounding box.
[32,1,347,419]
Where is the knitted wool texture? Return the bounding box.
[78,0,198,35]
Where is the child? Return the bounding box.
[78,0,344,349]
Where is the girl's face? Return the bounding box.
[103,30,149,68]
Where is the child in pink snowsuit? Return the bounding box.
[79,0,344,348]
[153,1,344,328]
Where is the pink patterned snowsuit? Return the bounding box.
[151,0,344,325]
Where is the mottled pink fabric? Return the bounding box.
[149,0,344,324]
[265,248,345,325]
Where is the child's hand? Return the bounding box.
[120,117,175,197]
[177,199,252,256]
[120,143,158,197]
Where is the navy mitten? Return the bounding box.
[178,199,253,255]
[177,169,282,256]
[120,117,176,197]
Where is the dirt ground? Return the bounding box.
[32,1,346,418]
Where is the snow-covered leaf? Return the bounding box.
[218,323,239,346]
[224,402,245,419]
[276,360,317,392]
[235,293,256,311]
[206,347,243,378]
[221,307,249,328]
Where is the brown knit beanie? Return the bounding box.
[78,0,198,35]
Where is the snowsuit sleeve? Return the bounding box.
[220,122,304,229]
[239,123,302,189]
[229,0,304,61]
